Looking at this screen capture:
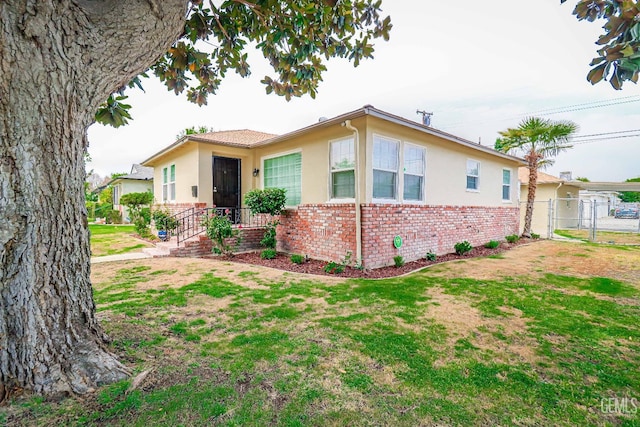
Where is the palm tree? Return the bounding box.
[495,117,578,238]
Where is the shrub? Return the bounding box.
[454,240,473,255]
[244,188,287,252]
[531,233,541,239]
[120,191,153,234]
[108,209,122,224]
[260,221,278,249]
[134,216,152,238]
[425,251,437,262]
[203,214,241,255]
[484,240,500,249]
[393,255,405,267]
[261,249,277,259]
[323,261,345,274]
[244,188,287,215]
[505,234,520,244]
[290,254,305,264]
[152,208,178,232]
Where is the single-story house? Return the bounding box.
[110,164,154,222]
[518,168,582,237]
[142,105,525,268]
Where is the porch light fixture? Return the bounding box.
[252,168,260,177]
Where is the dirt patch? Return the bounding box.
[424,288,538,365]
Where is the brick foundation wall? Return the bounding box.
[361,204,520,268]
[153,203,207,217]
[277,204,357,262]
[168,227,264,257]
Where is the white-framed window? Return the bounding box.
[466,159,480,191]
[502,169,511,201]
[263,151,302,206]
[112,185,120,205]
[373,135,399,200]
[403,144,426,201]
[162,164,176,201]
[330,137,355,199]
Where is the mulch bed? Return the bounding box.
[224,238,537,279]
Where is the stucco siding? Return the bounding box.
[363,116,519,207]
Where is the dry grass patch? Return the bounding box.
[425,240,640,286]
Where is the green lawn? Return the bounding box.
[4,242,640,426]
[89,224,153,257]
[555,228,640,245]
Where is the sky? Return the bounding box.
[87,0,640,182]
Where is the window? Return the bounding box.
[466,159,480,191]
[330,138,355,199]
[404,144,425,201]
[373,135,399,199]
[502,169,511,201]
[264,152,302,206]
[162,165,176,201]
[112,185,120,205]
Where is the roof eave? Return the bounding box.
[252,106,525,165]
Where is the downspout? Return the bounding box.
[342,120,362,264]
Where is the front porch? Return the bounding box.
[144,204,271,258]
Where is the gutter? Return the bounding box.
[342,120,362,264]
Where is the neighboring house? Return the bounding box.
[577,189,620,218]
[518,168,582,237]
[110,164,154,222]
[142,105,524,268]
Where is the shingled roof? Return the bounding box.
[518,167,564,185]
[188,129,277,147]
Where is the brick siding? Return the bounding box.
[277,204,357,262]
[276,203,519,269]
[360,204,519,268]
[153,203,207,217]
[168,227,264,257]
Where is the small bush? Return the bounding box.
[484,240,500,249]
[203,214,241,255]
[425,252,437,262]
[260,221,278,249]
[505,234,520,244]
[393,255,405,267]
[531,233,540,239]
[290,254,305,264]
[152,208,178,232]
[324,261,345,274]
[260,249,277,259]
[134,216,152,238]
[454,240,473,255]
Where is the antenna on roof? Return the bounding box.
[416,109,433,127]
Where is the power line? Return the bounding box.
[572,128,640,139]
[572,133,640,144]
[440,95,640,129]
[518,95,640,116]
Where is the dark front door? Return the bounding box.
[212,156,241,209]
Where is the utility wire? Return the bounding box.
[440,95,640,129]
[572,134,640,144]
[572,129,640,139]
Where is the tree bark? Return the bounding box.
[0,0,186,397]
[522,152,542,238]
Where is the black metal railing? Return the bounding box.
[169,207,271,245]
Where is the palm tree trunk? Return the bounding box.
[522,156,540,238]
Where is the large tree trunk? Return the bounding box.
[0,0,186,397]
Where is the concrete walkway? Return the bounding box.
[91,252,151,264]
